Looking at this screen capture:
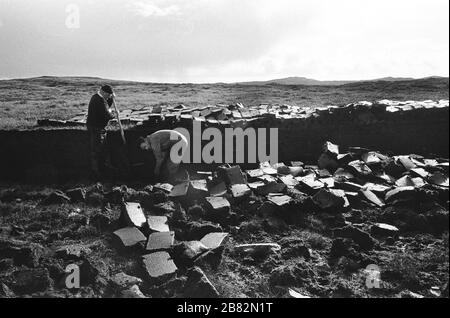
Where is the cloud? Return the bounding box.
[129,1,181,17]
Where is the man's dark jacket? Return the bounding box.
[86,94,114,129]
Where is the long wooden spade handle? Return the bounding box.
[112,98,126,145]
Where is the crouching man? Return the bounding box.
[140,130,188,180]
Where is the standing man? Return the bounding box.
[86,85,116,179]
[140,130,189,181]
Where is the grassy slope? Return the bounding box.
[0,76,448,130]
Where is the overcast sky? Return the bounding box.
[0,0,448,83]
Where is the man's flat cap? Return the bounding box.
[101,85,114,94]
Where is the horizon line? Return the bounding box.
[0,74,448,85]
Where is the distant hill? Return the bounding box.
[1,75,448,87]
[237,76,448,86]
[239,77,355,86]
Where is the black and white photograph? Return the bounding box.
[0,0,448,302]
